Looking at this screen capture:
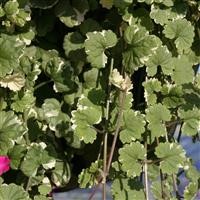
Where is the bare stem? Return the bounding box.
[144,142,149,200]
[106,91,126,174]
[25,176,32,192]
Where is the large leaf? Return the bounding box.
[146,103,171,139]
[123,25,160,73]
[85,30,117,68]
[71,90,104,143]
[171,55,194,85]
[146,46,173,76]
[0,111,25,154]
[155,142,186,174]
[21,143,55,177]
[0,184,30,200]
[119,142,145,177]
[120,110,145,143]
[163,19,194,52]
[0,34,24,77]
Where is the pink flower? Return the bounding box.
[0,156,10,176]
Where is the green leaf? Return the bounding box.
[146,103,171,139]
[146,46,173,76]
[55,0,89,27]
[123,25,160,73]
[78,160,102,188]
[171,55,194,85]
[111,177,145,200]
[71,89,104,143]
[0,34,24,77]
[178,107,200,136]
[0,184,30,200]
[120,110,145,143]
[0,111,25,154]
[11,90,35,113]
[100,0,113,9]
[184,182,198,200]
[85,30,117,68]
[21,143,55,177]
[150,2,187,25]
[119,142,145,177]
[63,32,85,62]
[155,142,186,174]
[9,145,26,169]
[83,68,99,89]
[161,84,185,108]
[163,19,194,52]
[4,1,19,15]
[143,78,162,105]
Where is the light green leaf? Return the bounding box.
[171,55,194,85]
[163,19,194,52]
[85,30,117,68]
[184,182,198,200]
[123,25,160,73]
[120,110,145,143]
[143,78,162,105]
[71,90,104,143]
[119,142,145,177]
[83,68,99,89]
[0,73,25,92]
[178,107,200,136]
[4,1,19,15]
[21,143,55,177]
[0,111,25,154]
[63,32,85,61]
[0,34,24,77]
[155,142,186,174]
[11,90,35,113]
[150,2,187,25]
[146,103,171,138]
[0,184,30,200]
[146,46,173,76]
[78,160,102,188]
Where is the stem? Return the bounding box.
[144,142,149,200]
[25,176,32,192]
[106,91,126,174]
[34,80,53,91]
[172,174,179,198]
[102,59,114,200]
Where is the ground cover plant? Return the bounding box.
[0,0,199,199]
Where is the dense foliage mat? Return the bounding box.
[0,0,199,199]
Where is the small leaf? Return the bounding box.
[163,19,194,52]
[120,110,145,143]
[119,142,145,177]
[155,142,186,174]
[85,30,117,68]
